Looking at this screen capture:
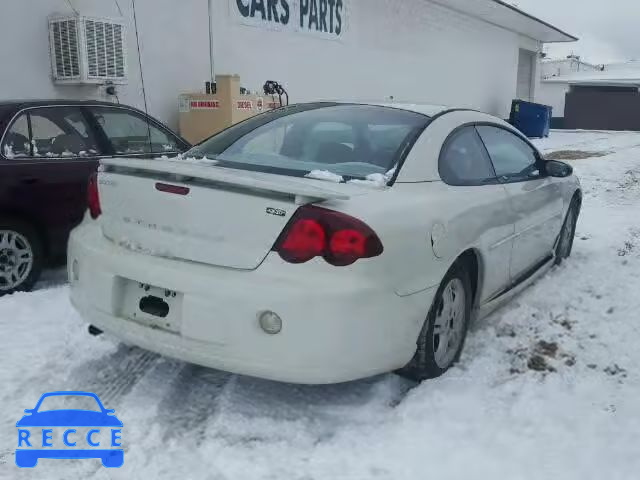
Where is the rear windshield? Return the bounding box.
[186,104,429,181]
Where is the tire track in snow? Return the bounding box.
[162,373,415,448]
[66,344,160,405]
[154,365,234,443]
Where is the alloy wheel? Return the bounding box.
[0,230,34,291]
[433,277,467,369]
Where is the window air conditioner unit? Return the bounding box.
[48,15,127,85]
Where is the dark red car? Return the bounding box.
[0,100,190,295]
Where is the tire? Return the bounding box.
[0,218,44,296]
[399,262,472,381]
[555,198,580,266]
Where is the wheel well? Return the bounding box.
[457,249,480,308]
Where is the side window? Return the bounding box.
[2,107,101,158]
[3,114,30,157]
[439,126,496,186]
[476,126,540,181]
[90,108,179,155]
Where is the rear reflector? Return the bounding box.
[273,206,383,266]
[155,183,190,195]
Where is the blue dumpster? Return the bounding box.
[509,100,552,138]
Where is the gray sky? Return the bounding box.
[513,0,640,64]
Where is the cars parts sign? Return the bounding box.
[231,0,346,39]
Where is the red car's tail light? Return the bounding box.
[87,173,101,219]
[280,218,327,263]
[273,206,383,266]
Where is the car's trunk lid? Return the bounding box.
[97,157,366,270]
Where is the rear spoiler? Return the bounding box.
[100,158,350,205]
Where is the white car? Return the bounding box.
[68,102,581,384]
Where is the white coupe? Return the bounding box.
[68,102,581,384]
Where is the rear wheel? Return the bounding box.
[0,219,43,296]
[399,263,472,381]
[555,198,580,265]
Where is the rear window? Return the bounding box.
[187,104,429,181]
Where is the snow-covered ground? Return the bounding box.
[1,130,640,479]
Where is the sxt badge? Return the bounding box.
[266,207,287,217]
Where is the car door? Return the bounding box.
[0,106,103,256]
[476,125,564,282]
[85,106,187,158]
[438,126,515,301]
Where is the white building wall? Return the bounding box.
[0,0,210,130]
[214,0,539,119]
[0,0,542,129]
[537,81,569,116]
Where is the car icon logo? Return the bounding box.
[15,391,123,468]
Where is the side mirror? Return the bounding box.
[545,160,573,178]
[105,409,115,415]
[24,409,34,414]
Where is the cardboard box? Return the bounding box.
[178,74,279,144]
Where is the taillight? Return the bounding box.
[87,173,101,219]
[273,206,383,266]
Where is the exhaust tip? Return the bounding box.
[88,325,104,336]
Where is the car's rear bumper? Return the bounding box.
[68,223,435,384]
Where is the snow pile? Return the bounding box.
[348,166,396,188]
[305,170,344,183]
[167,153,219,166]
[1,131,640,479]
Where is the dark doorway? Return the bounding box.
[564,85,640,131]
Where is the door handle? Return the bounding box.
[20,177,40,185]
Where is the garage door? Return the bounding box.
[516,49,535,101]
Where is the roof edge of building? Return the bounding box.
[490,0,578,43]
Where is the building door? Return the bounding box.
[516,49,535,101]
